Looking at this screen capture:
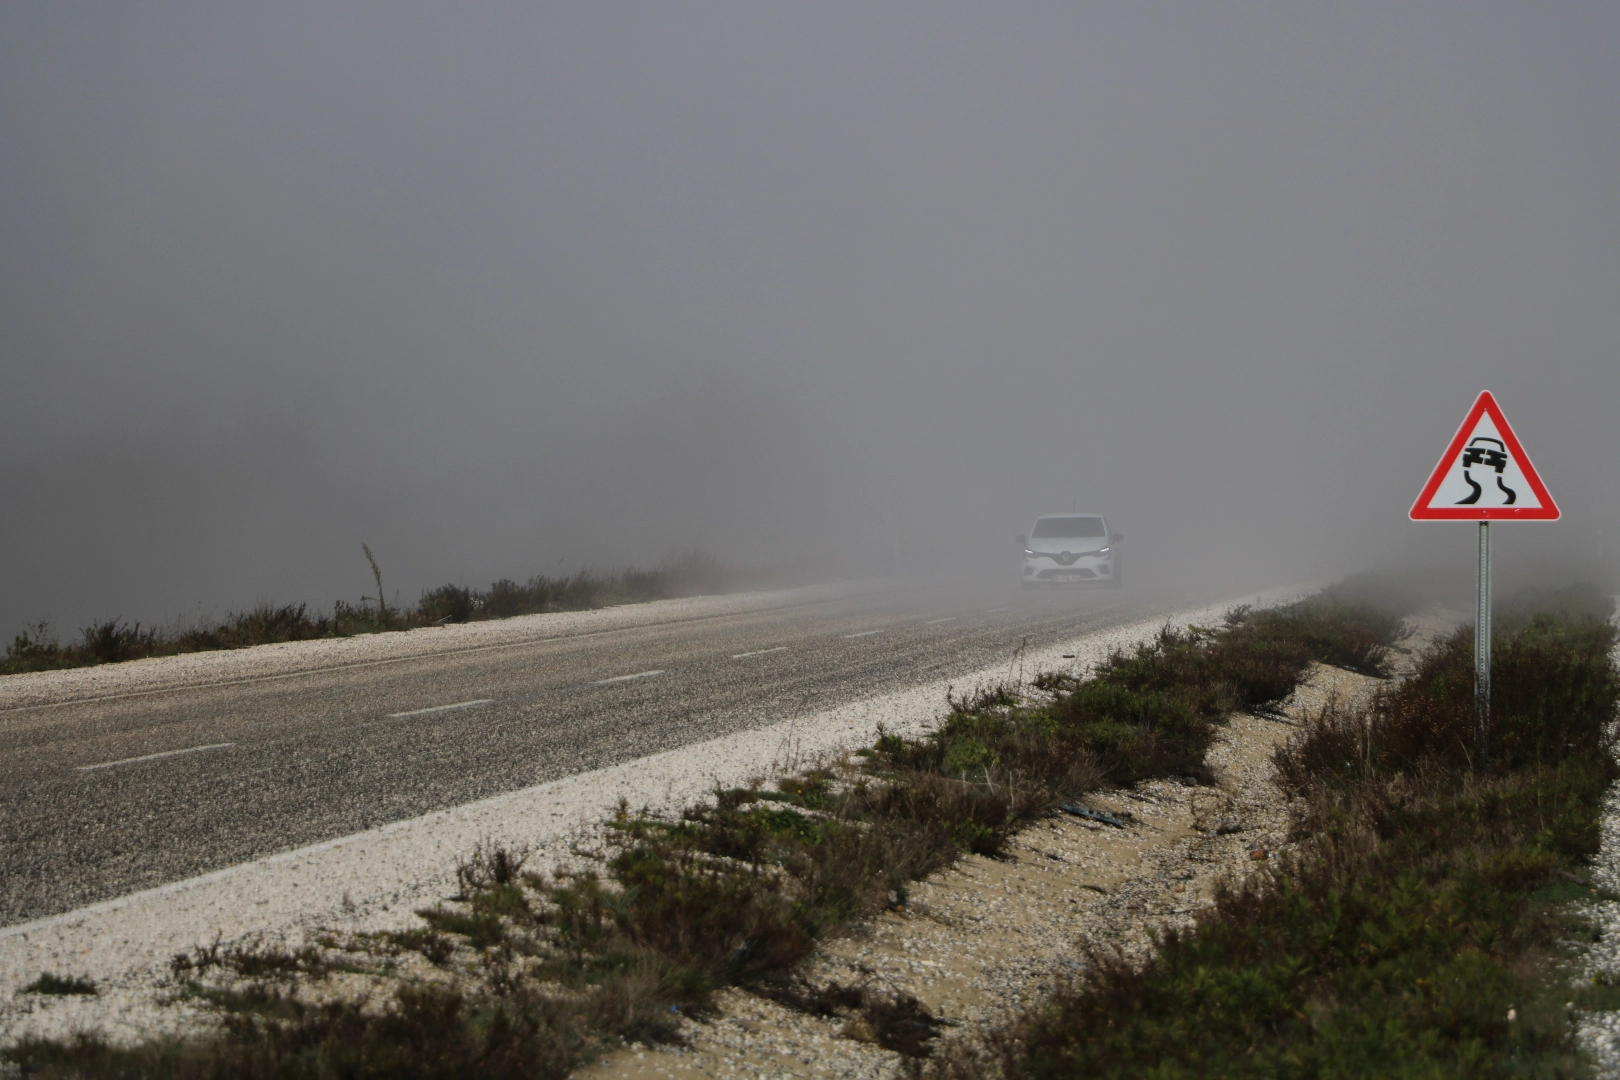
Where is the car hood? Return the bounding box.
[1026,540,1110,558]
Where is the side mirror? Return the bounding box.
[1015,535,1028,547]
[1111,532,1124,542]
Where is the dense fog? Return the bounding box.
[3,3,1617,636]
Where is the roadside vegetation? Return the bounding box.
[3,584,1407,1078]
[939,583,1619,1078]
[2,551,731,675]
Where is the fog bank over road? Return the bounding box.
[3,4,1618,638]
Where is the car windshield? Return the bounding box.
[1031,516,1106,539]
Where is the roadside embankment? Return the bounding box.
[577,654,1408,1079]
[935,584,1618,1078]
[0,586,1310,1066]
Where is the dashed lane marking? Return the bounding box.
[387,699,495,719]
[732,647,789,659]
[591,670,666,685]
[923,617,956,625]
[842,630,885,639]
[78,743,236,772]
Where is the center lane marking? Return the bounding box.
[78,743,235,772]
[387,699,495,719]
[732,647,788,659]
[842,629,885,639]
[591,670,666,685]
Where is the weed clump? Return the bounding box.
[21,973,97,996]
[170,936,331,983]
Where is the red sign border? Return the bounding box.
[1409,390,1559,520]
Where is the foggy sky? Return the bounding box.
[4,3,1619,635]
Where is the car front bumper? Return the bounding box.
[1023,556,1114,581]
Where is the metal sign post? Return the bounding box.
[1475,521,1490,753]
[1410,391,1559,762]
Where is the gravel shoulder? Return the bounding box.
[0,586,1306,1049]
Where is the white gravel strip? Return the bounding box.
[1571,608,1620,1075]
[0,585,1307,1047]
[1561,612,1613,1075]
[1576,784,1620,1075]
[0,580,894,713]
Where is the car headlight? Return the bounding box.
[1096,546,1110,555]
[1023,548,1036,557]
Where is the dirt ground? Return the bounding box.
[572,659,1387,1080]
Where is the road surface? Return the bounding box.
[0,577,1240,926]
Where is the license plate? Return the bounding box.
[1052,573,1085,582]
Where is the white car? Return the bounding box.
[1018,514,1122,588]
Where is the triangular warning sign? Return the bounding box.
[1410,391,1559,520]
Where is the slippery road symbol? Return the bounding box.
[1410,391,1558,521]
[1455,437,1516,506]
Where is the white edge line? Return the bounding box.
[590,670,665,685]
[842,629,885,639]
[386,698,495,719]
[77,743,235,772]
[731,647,789,659]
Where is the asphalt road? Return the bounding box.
[0,577,1225,926]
